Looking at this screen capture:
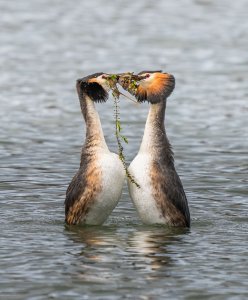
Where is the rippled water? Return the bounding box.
[1,0,248,299]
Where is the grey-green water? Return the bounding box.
[1,0,247,299]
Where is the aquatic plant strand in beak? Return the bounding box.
[106,74,140,188]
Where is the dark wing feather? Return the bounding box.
[153,161,190,227]
[64,169,87,222]
[64,151,90,224]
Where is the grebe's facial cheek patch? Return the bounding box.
[138,73,155,89]
[96,74,107,83]
[97,75,113,92]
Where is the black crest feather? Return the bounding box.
[138,70,162,75]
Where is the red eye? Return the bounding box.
[146,74,150,78]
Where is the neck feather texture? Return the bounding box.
[140,99,174,164]
[80,95,108,150]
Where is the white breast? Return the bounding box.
[84,151,125,225]
[128,153,164,224]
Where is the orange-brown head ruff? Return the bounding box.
[135,72,175,104]
[76,73,109,103]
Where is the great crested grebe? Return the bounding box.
[65,73,125,225]
[118,71,190,227]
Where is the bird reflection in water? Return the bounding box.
[127,226,188,279]
[65,224,189,282]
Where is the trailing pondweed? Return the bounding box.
[105,73,140,188]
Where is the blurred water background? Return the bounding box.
[0,0,247,299]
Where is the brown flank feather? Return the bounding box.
[150,161,190,227]
[65,153,103,225]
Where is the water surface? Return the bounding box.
[0,0,247,299]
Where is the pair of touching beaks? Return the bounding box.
[76,70,175,104]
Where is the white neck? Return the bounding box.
[83,96,108,151]
[139,102,166,153]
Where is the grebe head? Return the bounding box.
[76,72,110,103]
[136,71,175,104]
[118,70,175,104]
